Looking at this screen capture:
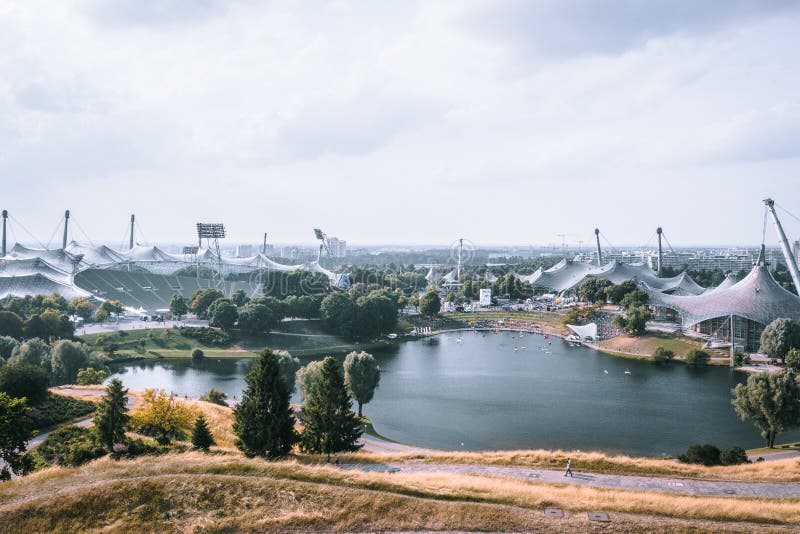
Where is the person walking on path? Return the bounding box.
[564,458,573,478]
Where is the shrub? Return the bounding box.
[29,393,96,429]
[200,388,228,406]
[652,346,675,362]
[786,348,800,371]
[685,348,710,366]
[76,368,109,385]
[191,348,205,361]
[720,446,749,466]
[130,389,196,445]
[178,327,233,346]
[32,425,106,468]
[191,414,216,450]
[0,364,49,405]
[678,444,721,466]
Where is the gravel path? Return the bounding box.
[342,462,800,498]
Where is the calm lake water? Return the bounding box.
[109,331,798,456]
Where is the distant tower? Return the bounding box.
[62,210,70,249]
[262,232,268,254]
[457,238,463,280]
[594,228,602,266]
[656,227,663,277]
[1,210,7,257]
[129,214,135,249]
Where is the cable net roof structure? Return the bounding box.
[516,259,705,295]
[644,261,800,328]
[702,272,741,295]
[0,241,350,304]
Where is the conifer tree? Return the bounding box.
[233,349,297,458]
[299,356,363,454]
[191,414,216,450]
[94,378,130,450]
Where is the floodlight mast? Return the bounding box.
[62,210,70,249]
[764,198,800,295]
[314,228,333,262]
[1,210,7,257]
[657,227,663,277]
[594,228,602,266]
[197,223,227,292]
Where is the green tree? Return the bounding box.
[299,356,363,454]
[233,349,297,458]
[678,444,721,466]
[344,351,381,417]
[786,348,800,371]
[320,291,358,338]
[652,346,675,362]
[685,348,710,366]
[94,378,130,450]
[619,289,649,310]
[200,388,228,405]
[419,289,441,317]
[70,297,94,321]
[130,389,196,445]
[732,371,800,448]
[208,298,238,331]
[9,338,49,368]
[760,318,800,363]
[231,289,248,308]
[0,392,35,480]
[0,364,49,405]
[354,292,398,339]
[237,301,279,336]
[191,348,205,361]
[50,340,102,386]
[296,360,325,402]
[0,336,19,360]
[720,446,749,466]
[605,280,639,305]
[0,311,24,339]
[276,350,300,394]
[76,367,109,385]
[169,294,188,319]
[189,289,225,319]
[614,305,651,336]
[578,278,612,303]
[192,414,216,450]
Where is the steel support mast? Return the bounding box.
[594,228,602,266]
[1,210,7,257]
[62,210,70,249]
[656,227,663,277]
[764,198,800,295]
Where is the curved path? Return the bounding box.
[342,462,800,498]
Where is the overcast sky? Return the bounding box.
[2,0,800,249]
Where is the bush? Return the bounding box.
[130,389,197,445]
[76,368,109,385]
[733,351,750,368]
[720,446,749,466]
[685,348,710,366]
[29,393,96,430]
[0,364,49,405]
[786,348,800,371]
[200,388,228,406]
[678,444,721,466]
[191,348,205,361]
[178,327,233,346]
[31,425,106,468]
[652,346,675,362]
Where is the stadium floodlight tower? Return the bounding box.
[62,210,70,249]
[656,227,664,277]
[1,210,7,257]
[764,198,800,295]
[594,228,602,266]
[314,228,333,262]
[197,222,227,292]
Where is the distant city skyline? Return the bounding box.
[3,1,800,247]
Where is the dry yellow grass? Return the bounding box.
[1,453,798,533]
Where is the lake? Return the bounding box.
[109,330,796,456]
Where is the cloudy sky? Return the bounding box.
[2,0,799,248]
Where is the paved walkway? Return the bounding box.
[342,462,800,498]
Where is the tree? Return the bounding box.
[419,289,441,317]
[191,348,205,361]
[237,301,279,336]
[354,292,398,339]
[652,346,675,362]
[0,392,35,480]
[9,338,50,368]
[299,356,363,454]
[0,311,24,339]
[578,278,612,303]
[76,367,108,385]
[200,388,228,406]
[131,389,196,445]
[232,349,297,458]
[276,351,300,394]
[191,414,216,450]
[296,360,325,402]
[320,291,358,338]
[70,297,94,321]
[208,298,238,331]
[169,294,188,319]
[190,289,225,319]
[605,280,639,305]
[344,351,381,417]
[685,348,710,366]
[760,318,800,363]
[0,364,49,405]
[619,289,649,310]
[786,348,800,371]
[50,340,103,386]
[0,336,19,360]
[732,371,800,448]
[94,378,130,450]
[614,305,651,336]
[231,289,248,308]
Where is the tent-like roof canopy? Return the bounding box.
[644,258,800,328]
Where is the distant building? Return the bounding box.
[327,237,347,257]
[235,244,253,258]
[479,288,492,307]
